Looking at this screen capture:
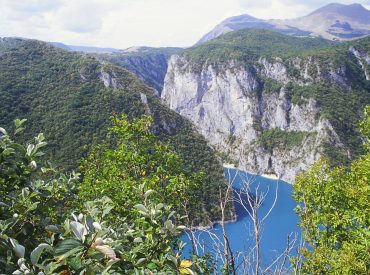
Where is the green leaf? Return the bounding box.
[26,144,35,156]
[134,204,148,213]
[10,239,25,258]
[31,243,52,265]
[167,255,178,267]
[14,118,27,128]
[54,239,83,257]
[0,127,7,135]
[164,220,174,230]
[133,237,143,243]
[67,256,82,270]
[70,221,87,242]
[146,262,157,270]
[135,258,146,265]
[13,244,25,258]
[144,190,154,199]
[155,203,164,210]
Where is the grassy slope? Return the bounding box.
[0,39,226,224]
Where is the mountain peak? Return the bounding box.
[308,3,370,24]
[197,3,370,44]
[220,14,261,24]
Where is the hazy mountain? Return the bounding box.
[278,3,370,40]
[196,14,310,45]
[197,3,370,44]
[50,41,122,53]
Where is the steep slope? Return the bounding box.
[0,38,226,224]
[96,47,183,94]
[162,29,370,182]
[197,3,370,44]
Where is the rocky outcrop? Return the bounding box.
[96,47,183,94]
[350,46,370,80]
[161,52,362,182]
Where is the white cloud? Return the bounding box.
[53,1,104,33]
[0,0,369,48]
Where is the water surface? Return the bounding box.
[182,169,301,272]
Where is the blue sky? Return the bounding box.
[0,0,369,48]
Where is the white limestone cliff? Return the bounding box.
[161,53,356,182]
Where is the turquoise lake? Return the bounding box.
[182,168,302,271]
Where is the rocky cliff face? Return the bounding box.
[161,45,370,182]
[96,47,183,94]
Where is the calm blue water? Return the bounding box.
[182,168,301,272]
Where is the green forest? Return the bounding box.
[0,39,229,226]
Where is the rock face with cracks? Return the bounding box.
[161,44,370,182]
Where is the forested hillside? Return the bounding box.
[0,38,227,224]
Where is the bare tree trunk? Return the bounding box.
[183,200,198,257]
[253,211,260,275]
[219,185,237,275]
[220,187,230,273]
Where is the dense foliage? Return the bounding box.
[79,115,207,224]
[256,128,309,153]
[293,106,370,274]
[183,29,334,68]
[0,119,213,274]
[0,39,227,224]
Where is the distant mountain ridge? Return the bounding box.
[50,42,183,93]
[197,3,370,44]
[50,42,122,53]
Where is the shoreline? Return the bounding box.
[222,163,236,169]
[190,214,238,231]
[261,173,279,180]
[188,165,284,230]
[223,163,280,181]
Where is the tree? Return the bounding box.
[293,106,370,274]
[0,119,212,274]
[78,115,203,222]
